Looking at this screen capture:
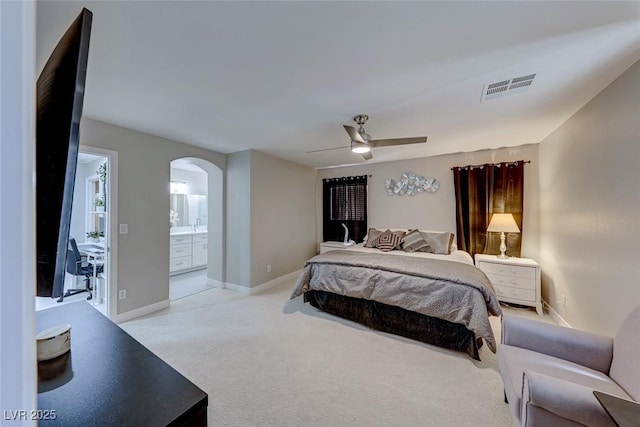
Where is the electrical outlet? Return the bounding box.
[561,294,566,309]
[267,264,272,273]
[119,224,128,234]
[118,289,127,300]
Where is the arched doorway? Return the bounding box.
[169,157,223,300]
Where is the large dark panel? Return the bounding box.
[36,9,92,297]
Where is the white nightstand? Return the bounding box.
[319,241,353,254]
[475,254,542,316]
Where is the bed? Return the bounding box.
[290,233,502,360]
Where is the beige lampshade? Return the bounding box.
[487,213,520,233]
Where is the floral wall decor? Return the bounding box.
[385,172,439,196]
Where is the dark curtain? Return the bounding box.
[323,176,368,243]
[453,161,525,258]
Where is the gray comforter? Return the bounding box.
[291,251,502,352]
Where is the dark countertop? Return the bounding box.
[594,391,640,427]
[37,302,207,426]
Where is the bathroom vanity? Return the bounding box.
[170,229,208,275]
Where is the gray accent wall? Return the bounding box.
[250,150,317,286]
[316,144,540,259]
[538,59,640,335]
[225,151,252,287]
[79,118,225,315]
[226,150,317,288]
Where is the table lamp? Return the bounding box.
[487,213,520,259]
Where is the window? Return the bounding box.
[323,175,368,243]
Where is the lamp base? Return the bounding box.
[498,232,508,259]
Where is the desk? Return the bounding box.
[37,301,208,425]
[77,243,105,304]
[594,391,640,427]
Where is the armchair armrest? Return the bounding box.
[522,371,616,427]
[501,315,613,373]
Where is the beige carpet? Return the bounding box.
[121,279,548,427]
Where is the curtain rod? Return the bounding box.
[322,174,372,182]
[451,160,530,171]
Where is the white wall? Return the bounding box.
[70,158,106,242]
[317,144,540,258]
[170,167,208,196]
[0,0,37,422]
[538,60,640,335]
[70,162,89,242]
[79,118,225,315]
[226,150,317,289]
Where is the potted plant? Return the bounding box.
[94,195,105,212]
[86,230,101,242]
[97,162,107,186]
[170,209,179,228]
[96,162,107,211]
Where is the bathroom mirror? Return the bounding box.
[170,194,207,228]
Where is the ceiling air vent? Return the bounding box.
[481,73,536,102]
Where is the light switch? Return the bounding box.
[119,224,128,234]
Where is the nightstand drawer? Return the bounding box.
[493,285,536,303]
[475,253,542,316]
[477,262,536,279]
[485,273,535,291]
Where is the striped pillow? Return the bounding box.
[401,229,430,253]
[373,229,402,252]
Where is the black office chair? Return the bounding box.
[58,237,104,303]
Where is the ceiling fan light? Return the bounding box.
[351,141,371,154]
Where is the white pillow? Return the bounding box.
[416,230,458,251]
[415,230,456,254]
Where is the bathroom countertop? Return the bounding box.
[170,229,208,236]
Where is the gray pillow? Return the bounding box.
[417,231,454,255]
[364,228,384,248]
[401,229,430,253]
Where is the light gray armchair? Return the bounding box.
[498,306,639,426]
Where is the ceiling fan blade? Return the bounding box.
[370,136,427,148]
[306,145,350,154]
[361,151,373,161]
[343,125,365,143]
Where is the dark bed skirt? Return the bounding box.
[304,290,481,360]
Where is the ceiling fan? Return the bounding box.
[307,114,428,160]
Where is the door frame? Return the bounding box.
[80,145,118,321]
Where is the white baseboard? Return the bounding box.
[214,269,301,296]
[542,299,572,328]
[207,278,225,289]
[115,299,170,323]
[224,281,252,295]
[250,269,301,295]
